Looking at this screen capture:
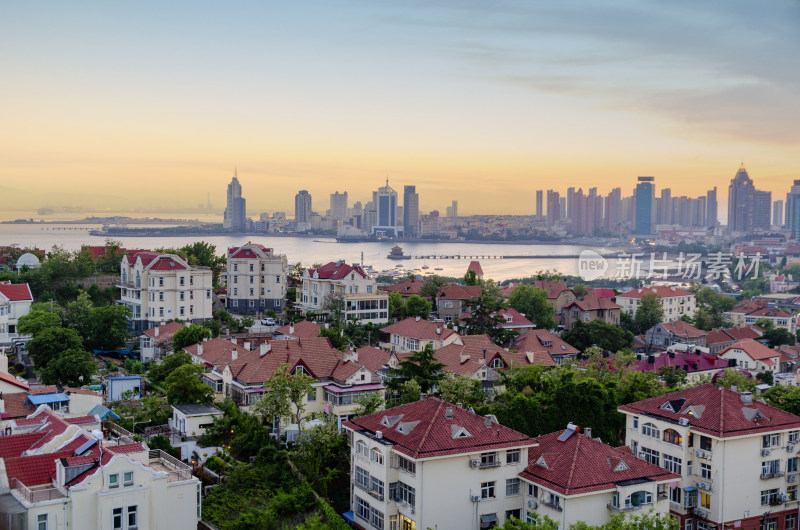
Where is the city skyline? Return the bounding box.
[1,2,798,217]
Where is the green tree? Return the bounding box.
[572,284,589,297]
[755,318,775,331]
[763,327,796,348]
[165,364,214,404]
[352,391,384,417]
[27,326,85,370]
[17,305,62,336]
[404,294,432,319]
[291,417,350,497]
[437,373,486,406]
[756,371,774,385]
[388,291,404,320]
[173,324,213,351]
[714,368,756,391]
[323,292,346,322]
[509,284,556,330]
[147,434,180,458]
[689,286,735,330]
[259,363,314,432]
[87,304,130,350]
[463,270,480,286]
[420,275,448,300]
[764,385,800,415]
[39,348,97,386]
[62,291,94,342]
[635,292,664,352]
[148,351,194,385]
[562,319,634,353]
[657,365,688,389]
[252,369,293,439]
[387,344,445,394]
[397,379,421,404]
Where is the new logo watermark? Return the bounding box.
[576,251,763,282]
[578,250,609,281]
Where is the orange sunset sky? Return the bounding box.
[0,2,798,220]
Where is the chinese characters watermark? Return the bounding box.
[577,251,762,282]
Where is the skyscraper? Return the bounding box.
[535,190,543,220]
[223,169,246,232]
[373,180,399,237]
[403,185,419,238]
[774,200,784,226]
[705,187,718,227]
[546,190,560,227]
[727,165,755,233]
[634,176,655,236]
[753,190,772,231]
[295,190,312,225]
[446,200,458,218]
[329,191,348,222]
[604,188,622,233]
[785,181,800,238]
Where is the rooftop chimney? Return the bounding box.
[436,326,442,336]
[741,391,753,405]
[154,327,159,338]
[445,407,454,420]
[289,323,295,335]
[231,338,238,345]
[584,427,592,438]
[416,316,421,322]
[231,349,238,361]
[260,343,271,357]
[244,341,251,351]
[197,343,203,356]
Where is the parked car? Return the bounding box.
[261,317,276,326]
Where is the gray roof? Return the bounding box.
[172,403,223,416]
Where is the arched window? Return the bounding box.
[625,491,653,508]
[371,448,384,465]
[491,358,504,369]
[355,440,368,456]
[663,428,682,445]
[641,423,660,438]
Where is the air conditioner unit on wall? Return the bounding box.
[762,449,772,457]
[470,459,480,468]
[471,494,481,502]
[788,474,798,483]
[679,417,689,426]
[528,500,538,509]
[695,450,705,458]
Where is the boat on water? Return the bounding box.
[434,267,444,271]
[387,245,411,260]
[421,265,430,270]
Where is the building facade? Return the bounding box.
[635,176,655,236]
[295,190,313,225]
[403,185,419,238]
[225,243,288,314]
[223,170,246,232]
[0,281,33,346]
[616,286,696,322]
[374,181,399,237]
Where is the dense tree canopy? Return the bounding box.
[509,284,556,330]
[562,319,634,353]
[386,344,445,394]
[172,324,213,351]
[165,364,214,404]
[38,348,97,386]
[27,326,85,370]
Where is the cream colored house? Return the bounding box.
[620,385,800,530]
[519,426,678,528]
[724,301,798,334]
[171,403,223,439]
[343,398,537,530]
[225,243,288,314]
[719,339,783,374]
[139,321,185,363]
[379,317,462,353]
[1,406,200,530]
[0,281,33,346]
[118,252,213,333]
[617,286,696,322]
[296,261,389,325]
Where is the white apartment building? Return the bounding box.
[620,385,800,530]
[342,398,536,530]
[225,243,288,314]
[0,281,33,346]
[0,406,200,530]
[296,261,389,325]
[118,252,213,333]
[617,286,696,322]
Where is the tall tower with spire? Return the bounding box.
[223,168,246,232]
[727,163,755,234]
[373,179,399,237]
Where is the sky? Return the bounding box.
[1,1,798,219]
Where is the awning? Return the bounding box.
[322,383,385,394]
[683,486,697,492]
[342,511,355,524]
[28,393,69,405]
[481,513,499,528]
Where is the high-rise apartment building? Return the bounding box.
[604,187,622,233]
[403,185,419,237]
[546,190,560,227]
[373,180,399,237]
[295,190,312,225]
[657,188,672,225]
[706,187,718,227]
[329,191,348,222]
[634,176,655,236]
[753,190,772,231]
[774,200,784,226]
[728,165,756,233]
[446,200,458,218]
[785,181,800,238]
[223,170,246,232]
[535,190,543,220]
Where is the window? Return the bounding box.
[207,289,211,299]
[700,492,710,509]
[789,457,799,473]
[179,307,185,316]
[250,276,254,284]
[664,429,683,445]
[491,358,504,369]
[109,473,119,488]
[355,466,369,489]
[37,514,48,530]
[398,455,416,475]
[788,514,797,530]
[664,455,682,474]
[763,434,780,448]
[506,449,521,464]
[159,292,164,301]
[506,510,521,522]
[526,512,537,524]
[700,436,712,451]
[370,476,384,498]
[389,481,416,507]
[180,277,185,286]
[701,462,712,480]
[307,388,316,401]
[481,481,496,499]
[159,277,164,286]
[761,489,780,506]
[762,519,778,530]
[371,509,384,529]
[276,275,280,283]
[548,492,560,508]
[642,423,659,438]
[788,485,798,502]
[233,264,238,272]
[356,440,368,457]
[124,471,133,486]
[632,416,639,429]
[506,478,521,496]
[356,496,370,521]
[481,452,498,468]
[671,486,682,504]
[113,507,123,529]
[128,506,138,530]
[371,448,384,465]
[684,489,698,508]
[528,483,539,498]
[159,307,164,317]
[641,447,660,466]
[791,431,800,444]
[686,521,693,530]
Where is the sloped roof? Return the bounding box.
[497,308,535,327]
[587,288,616,299]
[228,244,272,259]
[657,320,707,339]
[706,326,763,345]
[380,278,425,297]
[383,317,459,341]
[629,352,729,374]
[355,346,392,373]
[501,281,575,301]
[619,384,800,438]
[514,330,580,357]
[564,295,621,311]
[142,321,185,339]
[720,339,781,362]
[183,337,247,367]
[273,320,321,339]
[617,286,693,299]
[438,283,482,301]
[520,429,679,496]
[433,335,502,376]
[467,261,484,276]
[0,281,33,302]
[343,398,535,459]
[0,371,29,391]
[308,261,367,280]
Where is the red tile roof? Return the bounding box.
[587,288,616,299]
[564,295,621,312]
[514,330,580,358]
[343,398,535,459]
[0,281,33,302]
[0,392,35,418]
[148,255,188,271]
[0,432,46,458]
[657,320,707,339]
[520,429,679,495]
[29,385,59,395]
[497,308,535,328]
[228,244,272,259]
[65,415,99,425]
[433,335,503,376]
[0,371,29,391]
[467,261,484,276]
[355,346,392,373]
[183,337,247,367]
[4,451,72,486]
[383,317,459,341]
[106,442,146,454]
[719,339,781,362]
[628,352,730,374]
[706,326,763,346]
[274,320,321,339]
[617,285,693,299]
[501,281,575,301]
[308,261,367,280]
[142,321,185,339]
[380,278,425,298]
[438,283,482,300]
[619,384,800,438]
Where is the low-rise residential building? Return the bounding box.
[513,330,580,365]
[139,322,185,362]
[626,351,732,383]
[118,252,213,333]
[562,296,622,330]
[272,320,321,340]
[436,284,482,323]
[520,426,678,528]
[620,385,800,530]
[0,281,33,346]
[645,320,708,348]
[616,286,696,322]
[104,375,143,402]
[719,339,783,374]
[379,317,462,353]
[725,300,798,333]
[0,406,200,530]
[343,398,537,530]
[171,403,223,439]
[380,278,425,300]
[225,243,288,314]
[296,261,389,325]
[705,326,764,354]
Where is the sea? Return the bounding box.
[0,211,619,282]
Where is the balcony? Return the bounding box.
[479,461,501,469]
[10,478,69,504]
[607,502,653,513]
[761,471,785,480]
[147,449,193,483]
[368,490,385,501]
[540,499,563,512]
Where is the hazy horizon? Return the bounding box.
[1,2,798,219]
